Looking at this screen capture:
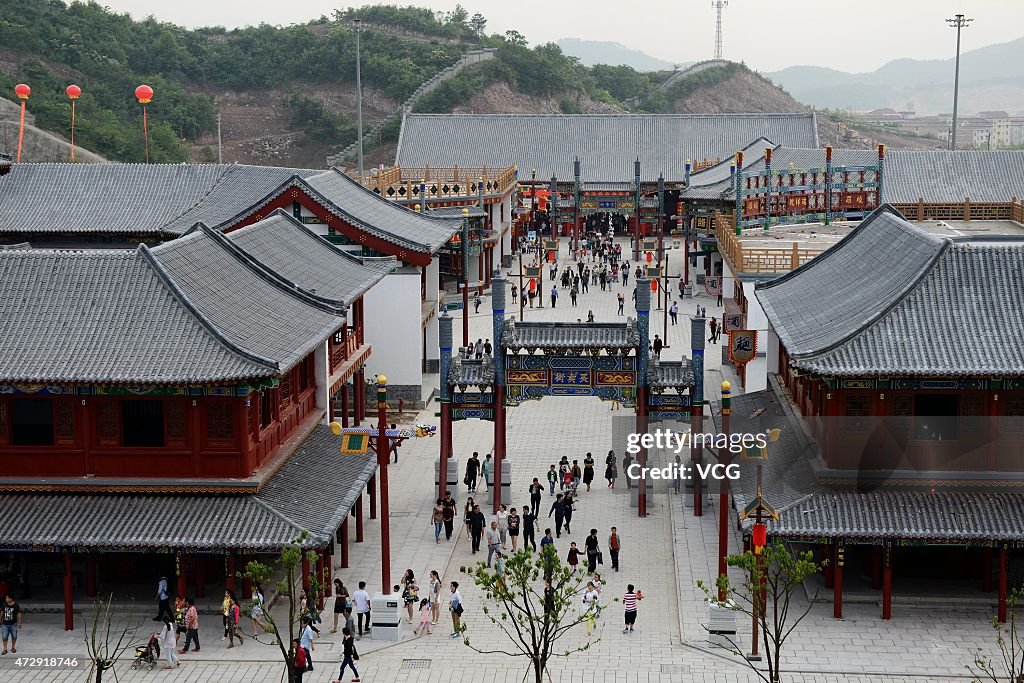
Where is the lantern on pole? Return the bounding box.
[66,85,81,162]
[135,84,154,163]
[646,251,653,264]
[752,522,767,551]
[650,279,658,292]
[14,83,30,163]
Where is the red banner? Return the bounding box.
[743,197,764,216]
[786,194,810,211]
[839,191,869,209]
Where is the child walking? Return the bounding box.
[567,542,581,573]
[413,598,432,636]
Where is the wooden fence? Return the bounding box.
[714,211,826,274]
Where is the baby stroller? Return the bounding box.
[131,633,161,671]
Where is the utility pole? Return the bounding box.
[946,13,973,151]
[216,112,223,164]
[354,18,365,176]
[712,0,729,60]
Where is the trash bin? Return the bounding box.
[435,457,459,502]
[370,592,402,641]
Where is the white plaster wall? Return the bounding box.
[425,258,441,363]
[363,267,422,388]
[743,284,770,393]
[766,328,780,376]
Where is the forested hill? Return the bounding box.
[0,2,816,167]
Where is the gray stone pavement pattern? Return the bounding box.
[7,238,997,681]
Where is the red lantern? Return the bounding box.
[66,85,81,163]
[651,280,658,292]
[529,278,536,293]
[66,84,81,100]
[752,522,767,549]
[135,84,154,103]
[548,250,555,264]
[646,251,653,264]
[14,83,30,99]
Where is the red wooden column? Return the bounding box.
[340,519,351,568]
[176,552,187,599]
[85,554,97,597]
[316,551,325,610]
[368,474,377,520]
[998,544,1008,623]
[492,386,506,514]
[439,401,452,500]
[301,555,311,593]
[355,495,364,542]
[833,543,845,619]
[242,556,252,596]
[982,547,993,593]
[636,385,649,518]
[225,553,236,592]
[881,543,893,620]
[62,551,74,631]
[340,385,349,428]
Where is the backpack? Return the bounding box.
[294,646,307,669]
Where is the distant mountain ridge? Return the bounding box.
[557,38,685,71]
[767,36,1024,114]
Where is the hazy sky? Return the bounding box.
[101,0,1020,72]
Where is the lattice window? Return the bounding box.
[260,391,273,429]
[166,400,186,445]
[1005,397,1024,434]
[844,395,870,432]
[55,399,75,442]
[280,371,292,407]
[207,402,234,442]
[961,395,984,434]
[97,401,118,444]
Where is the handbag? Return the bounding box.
[597,552,604,565]
[464,475,470,486]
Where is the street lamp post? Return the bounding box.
[946,13,973,151]
[375,374,391,593]
[461,207,470,347]
[354,18,364,176]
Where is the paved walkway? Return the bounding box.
[8,238,997,682]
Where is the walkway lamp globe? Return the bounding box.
[14,83,30,99]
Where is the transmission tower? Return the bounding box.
[712,0,728,60]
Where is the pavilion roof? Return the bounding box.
[755,206,1024,377]
[221,209,395,307]
[396,113,819,183]
[647,359,696,391]
[502,319,640,353]
[0,425,376,551]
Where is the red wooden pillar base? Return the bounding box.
[881,544,893,620]
[368,474,377,520]
[833,544,845,619]
[85,554,97,597]
[355,494,365,542]
[63,551,75,631]
[998,545,1008,624]
[340,519,350,568]
[439,402,452,500]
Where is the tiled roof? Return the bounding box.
[429,205,487,218]
[0,248,275,383]
[502,319,640,352]
[769,491,1024,541]
[647,359,696,390]
[883,150,1024,204]
[397,114,819,182]
[223,210,395,306]
[448,357,495,387]
[150,227,344,373]
[756,207,1024,376]
[0,163,315,236]
[301,169,461,254]
[0,425,376,550]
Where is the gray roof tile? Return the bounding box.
[502,319,640,352]
[0,248,275,383]
[397,114,819,182]
[883,150,1024,204]
[224,210,394,306]
[757,207,1024,376]
[448,357,495,387]
[302,169,461,254]
[647,359,696,389]
[150,228,345,373]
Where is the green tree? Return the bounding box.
[241,534,322,683]
[470,13,487,38]
[461,545,602,683]
[698,543,820,683]
[967,588,1024,682]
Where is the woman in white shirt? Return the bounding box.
[496,505,509,546]
[581,581,600,635]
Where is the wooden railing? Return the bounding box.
[714,211,826,274]
[329,333,360,373]
[893,197,1017,222]
[351,165,518,203]
[1014,198,1024,224]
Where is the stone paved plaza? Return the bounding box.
[8,239,1004,682]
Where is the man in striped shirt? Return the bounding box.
[622,585,643,633]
